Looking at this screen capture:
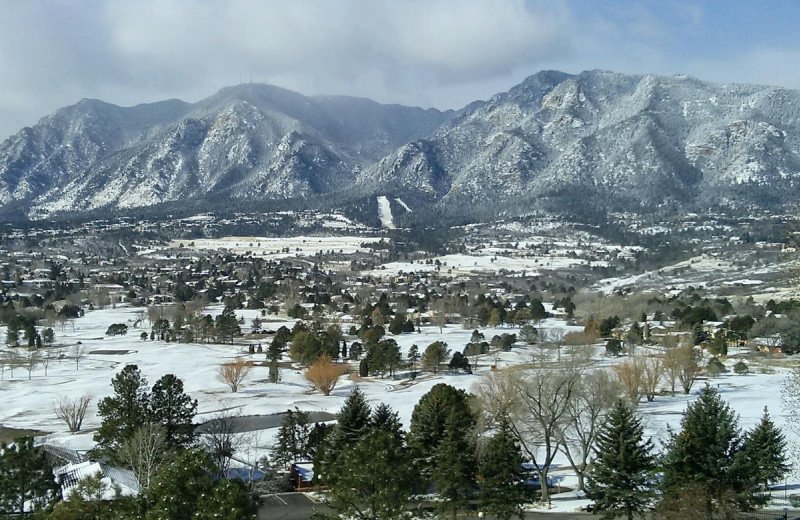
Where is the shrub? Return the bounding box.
[305,354,348,396]
[106,323,128,336]
[733,360,749,375]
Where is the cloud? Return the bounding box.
[0,1,799,141]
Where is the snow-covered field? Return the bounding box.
[158,235,383,258]
[371,253,600,277]
[1,306,798,512]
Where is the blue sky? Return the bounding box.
[1,0,799,140]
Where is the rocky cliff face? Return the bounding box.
[3,71,800,221]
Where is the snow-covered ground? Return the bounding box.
[371,253,600,277]
[377,196,395,229]
[158,235,382,258]
[1,306,798,512]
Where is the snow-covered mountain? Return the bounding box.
[367,70,800,218]
[3,70,800,221]
[0,84,451,218]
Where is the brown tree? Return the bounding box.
[474,366,579,505]
[217,356,252,393]
[675,343,701,394]
[641,355,664,402]
[559,370,621,491]
[613,357,645,404]
[304,353,348,396]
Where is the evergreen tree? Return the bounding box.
[448,351,471,373]
[433,412,478,520]
[586,400,656,520]
[334,387,371,447]
[408,344,420,378]
[94,364,150,458]
[194,478,259,520]
[371,403,403,441]
[148,373,197,449]
[323,427,413,520]
[0,436,61,515]
[479,419,528,520]
[214,306,240,344]
[661,384,754,516]
[409,384,475,488]
[144,448,256,520]
[741,407,790,491]
[272,408,311,467]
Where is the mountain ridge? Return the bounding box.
[2,70,800,223]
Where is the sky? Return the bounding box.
[1,0,800,140]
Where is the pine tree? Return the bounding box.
[409,384,475,487]
[433,411,478,520]
[272,408,311,467]
[586,399,656,520]
[323,426,414,520]
[148,373,198,449]
[479,419,528,520]
[0,436,61,515]
[661,384,754,516]
[741,407,790,491]
[144,448,256,520]
[334,387,371,447]
[94,364,150,458]
[371,403,403,439]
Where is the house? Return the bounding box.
[56,460,140,499]
[289,462,317,491]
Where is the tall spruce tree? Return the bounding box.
[333,387,371,447]
[94,364,150,458]
[409,383,475,487]
[661,384,754,516]
[272,408,311,467]
[321,403,412,520]
[149,373,197,449]
[0,436,61,515]
[741,407,790,492]
[433,411,478,520]
[586,399,656,520]
[479,419,528,520]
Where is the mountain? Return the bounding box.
[0,84,451,219]
[368,70,800,220]
[2,71,800,222]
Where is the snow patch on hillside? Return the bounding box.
[377,196,395,228]
[395,197,412,212]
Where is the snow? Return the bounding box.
[370,253,597,277]
[377,196,395,229]
[161,235,381,258]
[395,198,412,213]
[2,306,799,513]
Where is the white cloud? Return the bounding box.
[0,1,798,141]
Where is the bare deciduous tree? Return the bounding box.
[559,370,621,491]
[53,394,92,433]
[613,357,645,404]
[71,343,88,370]
[22,349,41,380]
[661,336,681,396]
[474,366,579,505]
[641,355,664,402]
[675,342,701,394]
[119,423,169,491]
[218,356,252,393]
[198,407,243,474]
[304,353,348,396]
